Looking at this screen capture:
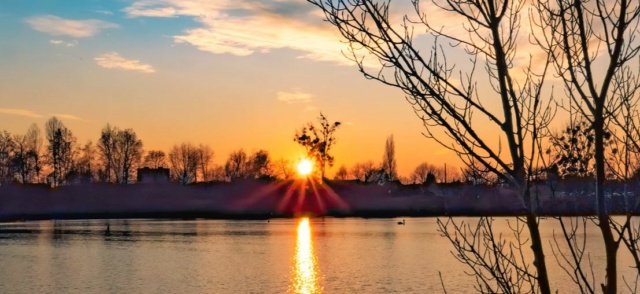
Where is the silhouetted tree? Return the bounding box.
[381,134,397,181]
[25,123,43,183]
[114,129,143,184]
[351,161,377,182]
[97,125,143,184]
[75,140,96,181]
[334,165,349,180]
[248,149,272,179]
[143,150,167,169]
[224,149,248,180]
[274,158,295,180]
[209,165,227,182]
[0,131,14,183]
[45,117,76,186]
[196,144,214,181]
[535,1,640,289]
[10,134,36,184]
[412,162,444,184]
[169,143,198,185]
[294,112,341,179]
[97,124,118,182]
[309,0,555,291]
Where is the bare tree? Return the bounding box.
[196,144,214,181]
[294,112,341,179]
[114,129,143,184]
[351,161,378,182]
[74,140,96,182]
[224,149,248,180]
[334,165,349,180]
[97,124,118,183]
[274,158,295,180]
[308,0,555,292]
[412,162,444,184]
[11,134,30,183]
[534,0,640,291]
[169,143,199,185]
[25,123,43,183]
[381,134,397,180]
[97,125,143,184]
[143,150,167,169]
[248,149,272,179]
[45,117,76,186]
[0,131,14,183]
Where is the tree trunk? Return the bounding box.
[523,188,551,294]
[594,117,617,293]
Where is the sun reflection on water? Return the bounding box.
[291,218,321,294]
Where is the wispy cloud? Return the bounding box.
[124,0,352,64]
[124,2,178,18]
[52,113,83,121]
[0,108,43,118]
[94,10,114,15]
[26,15,118,38]
[94,52,155,73]
[277,89,313,104]
[49,39,78,47]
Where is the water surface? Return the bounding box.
[0,217,636,293]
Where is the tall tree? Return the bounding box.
[535,1,640,291]
[25,123,43,183]
[114,129,143,184]
[75,140,96,180]
[248,149,272,179]
[97,124,118,183]
[196,144,214,182]
[0,131,14,183]
[169,143,199,185]
[381,134,397,181]
[224,149,248,180]
[308,1,555,292]
[294,112,341,179]
[10,134,30,183]
[45,117,76,186]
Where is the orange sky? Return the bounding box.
[0,1,576,178]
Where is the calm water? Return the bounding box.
[0,217,637,293]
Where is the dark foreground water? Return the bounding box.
[0,217,637,293]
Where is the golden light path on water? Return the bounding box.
[291,218,321,294]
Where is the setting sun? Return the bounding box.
[297,159,314,177]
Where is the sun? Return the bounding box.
[297,159,313,177]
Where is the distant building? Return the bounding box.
[137,167,170,184]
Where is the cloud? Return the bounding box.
[49,39,78,47]
[52,114,83,121]
[0,108,43,118]
[124,0,352,64]
[94,10,114,15]
[94,52,155,73]
[26,15,119,38]
[277,89,312,104]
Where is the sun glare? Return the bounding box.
[291,217,320,294]
[297,159,313,177]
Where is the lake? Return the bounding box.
[0,217,637,293]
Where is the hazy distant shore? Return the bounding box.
[1,179,638,222]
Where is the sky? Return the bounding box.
[0,0,502,178]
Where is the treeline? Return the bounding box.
[0,117,298,187]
